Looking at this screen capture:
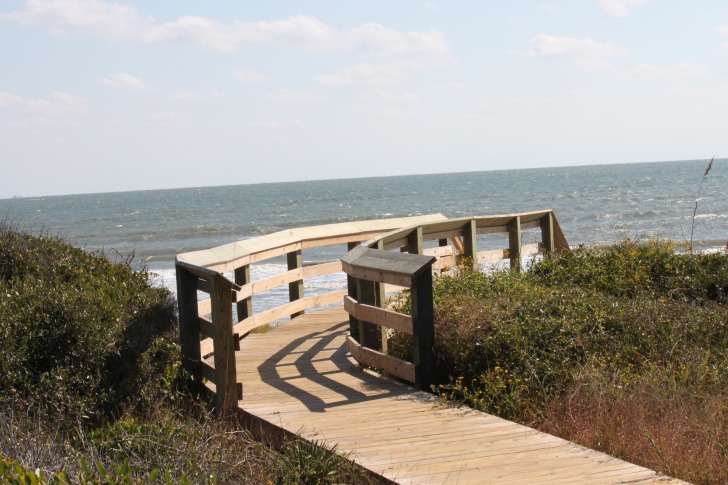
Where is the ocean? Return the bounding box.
[3,159,726,309]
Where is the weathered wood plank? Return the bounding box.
[229,307,681,485]
[198,316,216,339]
[210,274,238,414]
[176,264,201,376]
[287,249,304,318]
[508,216,522,271]
[233,290,347,333]
[234,264,252,322]
[177,214,448,272]
[477,248,507,263]
[346,335,416,383]
[343,296,413,335]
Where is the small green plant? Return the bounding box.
[277,438,344,485]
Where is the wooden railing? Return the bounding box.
[342,246,437,390]
[339,210,569,390]
[367,210,569,271]
[175,214,449,413]
[175,210,568,412]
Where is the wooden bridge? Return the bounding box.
[176,211,684,484]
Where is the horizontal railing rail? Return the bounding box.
[338,210,570,387]
[175,210,568,413]
[341,246,436,389]
[175,214,449,413]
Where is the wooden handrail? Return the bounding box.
[175,210,569,413]
[175,214,448,413]
[341,246,437,390]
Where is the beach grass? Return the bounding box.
[0,220,372,484]
[402,239,727,484]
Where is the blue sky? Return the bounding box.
[1,0,727,197]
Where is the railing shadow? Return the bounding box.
[256,314,408,412]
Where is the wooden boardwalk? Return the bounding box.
[227,307,684,485]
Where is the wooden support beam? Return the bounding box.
[508,216,522,272]
[407,226,423,255]
[344,296,413,335]
[356,278,382,352]
[374,239,388,354]
[346,336,416,383]
[234,264,252,323]
[287,249,304,319]
[210,274,238,414]
[346,241,360,341]
[175,264,201,377]
[411,267,435,391]
[462,219,478,270]
[540,212,555,256]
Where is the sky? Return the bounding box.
[1,0,727,198]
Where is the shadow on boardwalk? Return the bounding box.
[233,307,686,485]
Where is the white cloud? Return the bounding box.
[715,25,728,50]
[438,81,468,90]
[362,90,420,102]
[599,0,646,18]
[342,23,450,61]
[541,4,561,16]
[1,0,153,40]
[2,1,451,59]
[98,72,148,91]
[629,62,710,79]
[234,70,273,84]
[0,92,22,107]
[510,34,628,71]
[147,111,191,135]
[317,60,423,86]
[249,119,309,130]
[26,90,87,117]
[168,90,225,101]
[265,89,325,102]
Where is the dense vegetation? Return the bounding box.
[3,216,725,484]
[414,240,727,484]
[0,221,371,484]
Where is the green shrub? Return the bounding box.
[0,221,176,424]
[422,239,727,483]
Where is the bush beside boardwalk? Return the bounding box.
[2,216,725,483]
[0,221,370,484]
[421,240,727,485]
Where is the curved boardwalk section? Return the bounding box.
[176,212,686,484]
[236,307,681,484]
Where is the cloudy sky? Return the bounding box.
[1,0,727,198]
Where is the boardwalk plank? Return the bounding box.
[232,307,685,485]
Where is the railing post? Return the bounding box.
[176,263,201,376]
[407,226,423,255]
[210,274,240,414]
[287,249,304,318]
[346,242,361,341]
[411,265,435,391]
[375,239,387,354]
[462,219,478,270]
[356,278,382,351]
[508,216,522,271]
[540,212,555,256]
[234,264,252,323]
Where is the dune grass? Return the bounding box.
[407,240,727,484]
[0,220,372,484]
